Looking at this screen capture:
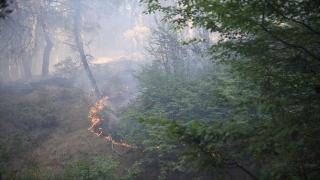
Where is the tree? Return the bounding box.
[39,0,53,77]
[118,21,223,179]
[139,0,320,179]
[71,0,102,99]
[0,0,55,80]
[12,0,36,79]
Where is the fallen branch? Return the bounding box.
[110,136,124,157]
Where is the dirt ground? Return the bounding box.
[0,85,214,180]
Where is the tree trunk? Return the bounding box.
[0,58,10,81]
[41,32,53,77]
[13,0,35,79]
[73,0,102,99]
[39,0,52,77]
[10,61,20,80]
[22,53,33,79]
[202,28,210,48]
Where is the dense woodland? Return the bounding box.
[0,0,319,179]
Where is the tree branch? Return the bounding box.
[266,1,320,36]
[257,23,319,61]
[235,162,258,180]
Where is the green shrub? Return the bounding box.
[61,157,140,180]
[53,57,81,79]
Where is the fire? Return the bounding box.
[87,96,135,148]
[105,135,133,148]
[88,96,109,132]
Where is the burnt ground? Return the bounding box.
[0,79,214,180]
[0,81,142,179]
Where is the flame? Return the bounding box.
[88,96,109,132]
[88,96,135,148]
[105,135,133,148]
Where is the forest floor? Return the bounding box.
[0,85,144,179]
[0,80,212,179]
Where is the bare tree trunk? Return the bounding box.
[13,0,35,79]
[19,59,24,78]
[22,53,33,78]
[73,0,102,99]
[202,27,210,48]
[39,0,52,77]
[0,57,10,81]
[41,31,52,77]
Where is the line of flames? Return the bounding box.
[87,96,134,148]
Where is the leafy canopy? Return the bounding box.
[138,0,320,179]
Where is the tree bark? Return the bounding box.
[41,29,53,77]
[73,0,102,99]
[0,57,10,81]
[10,61,20,80]
[13,0,34,79]
[39,0,52,77]
[202,27,210,48]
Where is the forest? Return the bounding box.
[0,0,319,179]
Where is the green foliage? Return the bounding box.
[0,153,140,180]
[117,21,223,179]
[61,157,140,180]
[120,161,141,180]
[0,137,40,180]
[61,157,120,180]
[3,95,62,131]
[53,57,81,79]
[137,0,320,179]
[14,105,60,130]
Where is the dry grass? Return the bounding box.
[0,86,209,179]
[0,86,141,178]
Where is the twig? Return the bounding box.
[110,135,124,157]
[235,162,258,180]
[257,23,319,61]
[266,1,320,35]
